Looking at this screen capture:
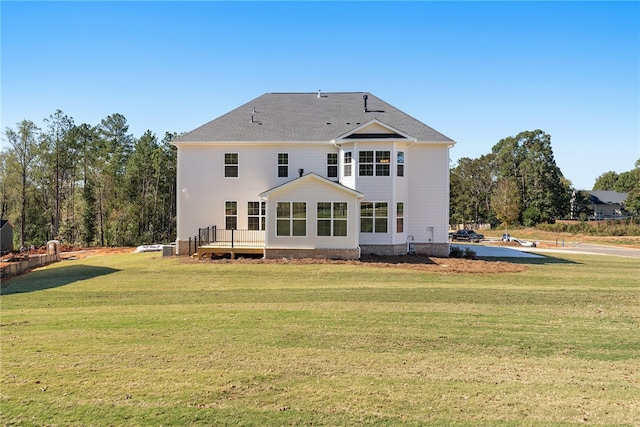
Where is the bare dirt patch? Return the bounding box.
[184,254,528,274]
[2,247,526,274]
[59,247,136,260]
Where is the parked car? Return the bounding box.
[449,229,484,243]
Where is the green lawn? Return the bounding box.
[1,252,639,426]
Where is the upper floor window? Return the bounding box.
[344,152,352,177]
[317,202,347,237]
[278,153,288,177]
[225,153,238,178]
[397,151,405,177]
[248,201,266,231]
[276,202,306,236]
[225,201,237,229]
[359,151,390,176]
[327,153,338,178]
[360,202,388,233]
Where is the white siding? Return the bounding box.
[406,143,451,244]
[176,143,338,241]
[262,177,360,250]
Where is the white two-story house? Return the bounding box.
[172,92,455,259]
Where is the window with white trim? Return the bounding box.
[344,151,352,177]
[276,202,306,236]
[396,202,404,233]
[397,151,405,177]
[248,201,266,231]
[225,201,237,229]
[360,202,388,233]
[317,202,348,237]
[225,153,238,178]
[278,153,288,177]
[359,151,390,176]
[327,153,338,178]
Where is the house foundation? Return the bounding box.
[360,243,449,257]
[264,248,360,260]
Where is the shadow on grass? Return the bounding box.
[0,263,120,295]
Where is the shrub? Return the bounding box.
[449,246,477,259]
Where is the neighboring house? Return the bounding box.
[1,219,14,254]
[172,92,455,259]
[589,191,629,219]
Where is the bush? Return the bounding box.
[449,246,477,259]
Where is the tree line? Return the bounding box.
[450,129,640,227]
[1,110,177,249]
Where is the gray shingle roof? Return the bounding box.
[174,92,454,143]
[590,191,628,205]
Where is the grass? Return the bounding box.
[1,252,639,426]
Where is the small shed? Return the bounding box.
[1,219,15,254]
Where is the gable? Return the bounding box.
[335,120,414,141]
[260,173,363,199]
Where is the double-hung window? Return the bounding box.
[317,202,347,237]
[396,202,404,233]
[278,153,288,177]
[359,151,374,176]
[344,152,352,177]
[376,151,391,176]
[225,153,238,178]
[248,201,266,231]
[327,153,338,178]
[225,201,237,229]
[276,202,306,236]
[360,202,388,233]
[397,151,405,177]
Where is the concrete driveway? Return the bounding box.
[452,243,640,259]
[451,244,544,258]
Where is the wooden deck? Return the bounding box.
[195,244,265,259]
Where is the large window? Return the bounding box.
[317,202,348,237]
[397,151,405,177]
[248,201,266,231]
[327,153,338,178]
[225,201,237,229]
[276,202,306,236]
[396,202,404,233]
[359,151,390,176]
[344,152,352,177]
[225,153,238,178]
[360,202,388,233]
[278,153,288,177]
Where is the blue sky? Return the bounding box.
[2,1,638,190]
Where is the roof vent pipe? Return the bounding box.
[363,94,368,112]
[298,168,304,177]
[317,90,322,98]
